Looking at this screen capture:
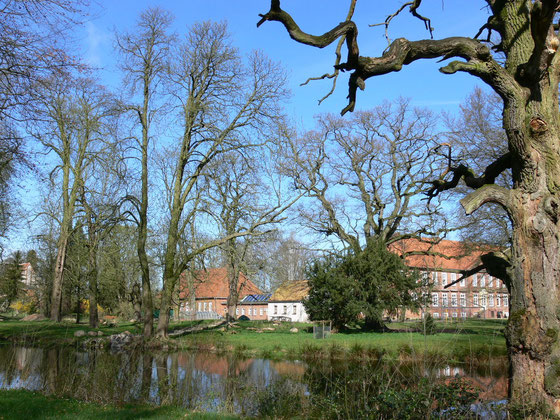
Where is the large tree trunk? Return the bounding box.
[50,234,68,322]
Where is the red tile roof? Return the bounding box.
[179,267,262,300]
[390,238,497,272]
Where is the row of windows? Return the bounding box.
[432,311,509,319]
[425,271,506,289]
[235,307,266,316]
[431,292,508,308]
[273,304,298,316]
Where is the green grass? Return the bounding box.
[175,318,507,362]
[0,315,507,362]
[0,389,238,420]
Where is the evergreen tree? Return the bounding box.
[304,240,420,331]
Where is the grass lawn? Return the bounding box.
[0,389,238,420]
[175,318,507,362]
[0,314,507,362]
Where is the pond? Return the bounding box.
[0,345,508,418]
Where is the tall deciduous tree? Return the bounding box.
[29,75,112,321]
[154,21,293,337]
[258,0,560,411]
[115,7,174,338]
[283,99,443,253]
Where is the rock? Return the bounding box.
[74,330,86,337]
[290,327,299,333]
[262,327,275,331]
[97,331,103,336]
[22,314,47,322]
[88,331,98,337]
[109,331,134,351]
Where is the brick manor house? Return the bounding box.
[393,238,510,320]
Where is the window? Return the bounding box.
[421,271,429,286]
[503,294,509,307]
[433,312,440,318]
[293,305,297,315]
[432,293,439,307]
[441,272,448,286]
[274,305,278,315]
[432,271,438,285]
[198,302,202,312]
[451,293,457,307]
[473,293,479,306]
[480,275,486,287]
[260,308,263,316]
[452,312,458,318]
[480,295,487,307]
[203,302,207,311]
[442,293,448,307]
[236,308,239,315]
[461,312,467,319]
[283,305,288,315]
[488,277,493,288]
[489,295,495,307]
[209,302,212,312]
[241,308,245,315]
[496,294,501,307]
[460,293,466,307]
[450,272,456,285]
[460,276,466,287]
[472,275,478,287]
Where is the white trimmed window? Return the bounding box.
[433,312,440,318]
[473,293,479,306]
[274,305,278,315]
[489,295,494,307]
[432,293,439,307]
[481,295,487,307]
[198,302,202,312]
[452,312,458,318]
[432,272,438,285]
[236,308,239,315]
[209,302,212,312]
[496,294,501,307]
[472,275,478,287]
[442,293,448,307]
[441,272,448,286]
[460,276,466,287]
[480,275,486,287]
[488,277,493,288]
[460,293,466,307]
[503,294,509,307]
[451,293,457,307]
[241,308,245,315]
[461,312,467,319]
[293,305,297,315]
[260,308,263,316]
[283,305,288,315]
[450,272,456,284]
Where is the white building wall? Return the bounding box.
[267,302,309,322]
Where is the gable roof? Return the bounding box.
[390,238,497,272]
[179,267,262,300]
[270,280,309,302]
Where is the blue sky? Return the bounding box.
[15,1,493,253]
[81,1,491,124]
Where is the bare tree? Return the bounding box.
[154,21,293,337]
[115,7,174,338]
[28,74,112,321]
[258,0,560,410]
[283,99,444,253]
[446,88,511,247]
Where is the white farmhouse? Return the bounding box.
[268,280,310,322]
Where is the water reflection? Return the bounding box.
[0,345,507,417]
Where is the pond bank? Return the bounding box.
[0,318,508,363]
[0,389,238,420]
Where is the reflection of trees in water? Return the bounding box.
[0,346,508,417]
